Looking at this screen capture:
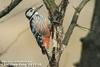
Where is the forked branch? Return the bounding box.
[43,0,69,67]
[43,0,57,16]
[62,0,90,46]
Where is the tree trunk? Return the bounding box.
[77,0,100,67]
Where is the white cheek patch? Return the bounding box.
[35,12,38,15]
[27,11,33,17]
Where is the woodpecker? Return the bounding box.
[25,7,51,54]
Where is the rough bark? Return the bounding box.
[42,0,69,67]
[76,0,100,67]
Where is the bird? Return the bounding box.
[25,7,51,54]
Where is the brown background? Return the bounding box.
[0,0,95,67]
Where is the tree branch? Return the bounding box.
[62,0,90,46]
[59,0,69,20]
[42,0,57,16]
[42,0,68,67]
[0,0,22,18]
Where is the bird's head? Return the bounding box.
[25,7,38,19]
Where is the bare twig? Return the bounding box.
[62,0,90,46]
[0,0,22,18]
[42,0,57,16]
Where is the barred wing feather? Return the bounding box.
[32,14,50,35]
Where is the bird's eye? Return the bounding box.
[30,9,33,12]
